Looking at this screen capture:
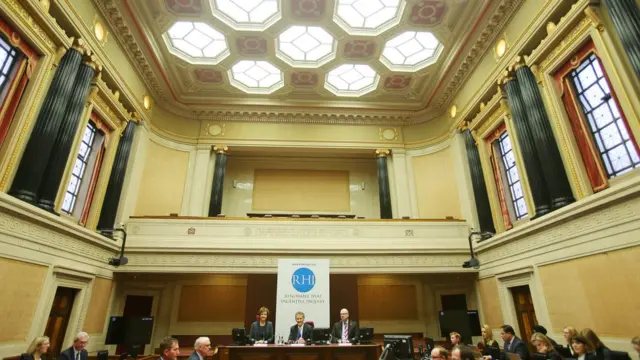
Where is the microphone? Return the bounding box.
[418,345,424,357]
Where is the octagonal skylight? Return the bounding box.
[334,0,405,35]
[229,60,284,94]
[277,26,336,68]
[381,31,443,71]
[164,22,229,64]
[212,0,281,31]
[325,64,380,97]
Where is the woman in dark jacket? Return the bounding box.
[249,306,274,344]
[22,336,50,360]
[531,332,563,360]
[581,329,611,360]
[479,325,500,356]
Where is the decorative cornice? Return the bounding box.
[94,0,525,126]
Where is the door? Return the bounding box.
[44,287,78,356]
[116,295,153,354]
[511,285,538,352]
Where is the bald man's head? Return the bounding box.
[340,309,349,322]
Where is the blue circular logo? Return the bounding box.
[291,267,316,293]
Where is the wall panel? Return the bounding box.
[412,146,463,219]
[83,278,113,333]
[178,285,246,322]
[358,285,418,320]
[477,277,503,328]
[0,258,47,341]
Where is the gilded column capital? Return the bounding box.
[375,149,391,158]
[457,120,469,132]
[584,4,604,32]
[497,69,516,86]
[213,145,228,154]
[511,55,527,71]
[39,0,51,12]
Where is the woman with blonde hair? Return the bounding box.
[531,333,562,360]
[562,326,578,355]
[580,328,611,360]
[23,336,50,360]
[478,325,499,352]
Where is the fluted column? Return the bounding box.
[97,121,137,230]
[462,129,496,233]
[503,77,552,217]
[603,0,640,79]
[9,45,84,203]
[515,65,575,209]
[208,145,228,217]
[376,149,393,219]
[37,57,98,212]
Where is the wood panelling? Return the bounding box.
[539,246,640,337]
[0,258,47,341]
[330,275,359,323]
[83,278,113,333]
[477,277,503,327]
[357,285,417,320]
[252,169,350,212]
[178,285,247,322]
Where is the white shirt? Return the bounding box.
[197,353,204,360]
[578,355,586,360]
[73,349,81,360]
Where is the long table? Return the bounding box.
[218,344,381,360]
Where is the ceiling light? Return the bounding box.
[277,26,336,68]
[325,64,380,97]
[495,39,507,58]
[381,31,443,72]
[212,0,281,31]
[164,21,229,64]
[334,0,406,35]
[229,60,284,94]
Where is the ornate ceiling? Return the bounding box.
[95,0,523,125]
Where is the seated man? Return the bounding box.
[59,332,88,360]
[331,308,359,343]
[288,311,312,344]
[501,325,530,360]
[432,347,450,360]
[450,332,462,347]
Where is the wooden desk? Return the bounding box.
[218,344,380,360]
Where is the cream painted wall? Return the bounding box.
[134,139,191,216]
[411,145,464,220]
[221,157,380,218]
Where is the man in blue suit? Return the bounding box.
[501,325,530,360]
[58,333,89,360]
[187,337,211,360]
[288,312,312,344]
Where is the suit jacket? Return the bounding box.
[480,340,500,356]
[22,354,50,360]
[59,347,88,360]
[504,337,530,360]
[249,321,274,344]
[331,320,359,343]
[187,352,202,360]
[288,323,313,342]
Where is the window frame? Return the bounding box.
[61,121,100,216]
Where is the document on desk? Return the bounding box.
[253,344,268,347]
[290,344,305,347]
[338,343,352,346]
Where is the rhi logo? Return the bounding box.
[291,267,316,293]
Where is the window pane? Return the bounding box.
[497,131,528,220]
[570,54,640,178]
[61,121,99,215]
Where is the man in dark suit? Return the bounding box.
[158,337,180,360]
[58,332,89,360]
[188,337,211,360]
[500,325,530,360]
[288,311,313,344]
[331,308,359,343]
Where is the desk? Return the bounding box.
[219,345,380,360]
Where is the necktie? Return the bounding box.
[75,353,79,360]
[298,327,302,339]
[343,322,348,342]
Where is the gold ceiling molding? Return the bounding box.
[428,0,525,110]
[94,0,523,126]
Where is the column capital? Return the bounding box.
[213,145,228,154]
[457,120,469,132]
[511,55,527,71]
[375,149,391,158]
[497,69,516,86]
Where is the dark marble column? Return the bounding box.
[603,0,640,79]
[503,77,552,217]
[9,47,83,203]
[462,129,496,233]
[37,59,97,212]
[97,121,137,230]
[376,149,393,219]
[208,146,227,217]
[515,65,575,209]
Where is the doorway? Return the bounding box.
[44,287,78,356]
[511,285,538,348]
[116,295,154,354]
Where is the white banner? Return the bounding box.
[275,259,330,342]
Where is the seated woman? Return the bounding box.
[249,306,274,344]
[479,324,499,353]
[581,329,610,360]
[571,335,598,360]
[563,327,578,356]
[531,332,563,360]
[23,336,50,360]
